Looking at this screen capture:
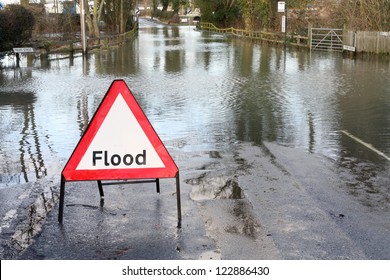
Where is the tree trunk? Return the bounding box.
[83,0,101,38]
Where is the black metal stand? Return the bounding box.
[97,180,104,198]
[58,175,181,227]
[58,175,66,224]
[176,172,182,228]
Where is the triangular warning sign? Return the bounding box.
[62,80,178,181]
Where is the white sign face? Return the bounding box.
[278,1,285,13]
[343,45,356,52]
[13,47,35,53]
[282,16,286,33]
[76,93,165,170]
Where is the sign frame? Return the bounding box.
[58,80,182,227]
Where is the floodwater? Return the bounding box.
[1,19,390,208]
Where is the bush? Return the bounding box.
[0,5,35,51]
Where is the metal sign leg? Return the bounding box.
[156,178,160,193]
[58,176,181,226]
[58,176,66,223]
[97,180,105,199]
[176,172,182,228]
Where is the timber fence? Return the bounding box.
[36,24,138,54]
[198,22,308,48]
[87,27,138,50]
[200,22,390,55]
[344,30,390,54]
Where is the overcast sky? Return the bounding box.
[1,0,20,5]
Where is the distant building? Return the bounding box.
[62,0,76,15]
[0,0,82,14]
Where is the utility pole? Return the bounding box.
[284,3,287,51]
[278,1,287,50]
[120,0,124,33]
[80,0,87,54]
[283,4,287,51]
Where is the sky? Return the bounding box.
[1,0,20,5]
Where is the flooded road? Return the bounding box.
[1,19,389,259]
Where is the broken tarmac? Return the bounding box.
[1,141,389,260]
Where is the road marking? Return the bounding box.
[341,130,390,162]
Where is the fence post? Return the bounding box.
[376,32,380,54]
[308,24,312,49]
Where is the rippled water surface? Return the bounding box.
[1,19,390,187]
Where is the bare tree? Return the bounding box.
[83,0,105,38]
[82,0,136,38]
[325,0,390,31]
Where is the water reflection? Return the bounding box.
[0,90,47,184]
[1,19,390,190]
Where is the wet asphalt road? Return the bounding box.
[1,141,389,260]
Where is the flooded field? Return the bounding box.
[1,21,390,185]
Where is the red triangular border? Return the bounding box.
[62,80,178,181]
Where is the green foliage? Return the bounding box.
[258,0,271,29]
[172,0,180,11]
[214,4,240,27]
[195,0,322,30]
[196,0,241,28]
[195,0,214,22]
[0,5,35,51]
[238,0,265,30]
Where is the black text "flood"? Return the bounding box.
[92,150,146,166]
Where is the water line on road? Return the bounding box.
[341,130,390,162]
